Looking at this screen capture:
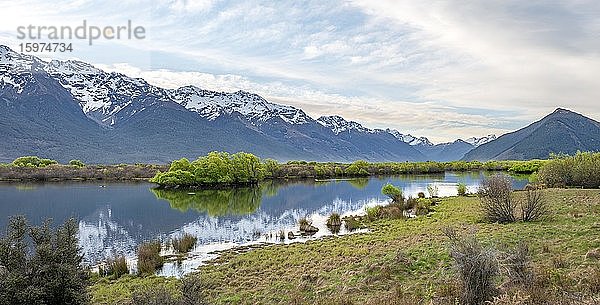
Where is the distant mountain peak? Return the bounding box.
[0,45,12,55]
[385,128,433,146]
[317,115,372,134]
[463,108,600,161]
[553,107,572,114]
[464,134,497,147]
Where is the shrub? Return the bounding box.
[538,151,600,188]
[427,184,439,198]
[137,240,164,275]
[69,159,85,168]
[444,228,499,305]
[381,183,403,203]
[478,174,517,223]
[457,183,467,196]
[365,206,381,221]
[414,198,432,216]
[345,160,370,176]
[171,233,198,254]
[12,156,58,168]
[105,255,129,279]
[0,216,89,305]
[520,184,548,222]
[344,217,360,231]
[404,196,417,210]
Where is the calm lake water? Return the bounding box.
[0,172,529,277]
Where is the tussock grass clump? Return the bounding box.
[105,255,129,279]
[503,242,533,285]
[171,233,198,254]
[137,240,164,275]
[326,212,342,227]
[131,274,207,305]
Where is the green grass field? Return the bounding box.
[90,188,600,304]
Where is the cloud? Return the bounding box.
[2,0,600,142]
[96,63,515,142]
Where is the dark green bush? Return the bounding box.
[0,216,89,305]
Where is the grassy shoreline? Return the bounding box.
[0,158,544,183]
[90,188,600,304]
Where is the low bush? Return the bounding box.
[137,240,164,275]
[478,174,517,223]
[444,228,499,305]
[457,183,467,196]
[0,216,89,305]
[171,233,198,254]
[365,206,381,221]
[414,198,432,216]
[520,184,548,222]
[105,255,129,279]
[427,184,439,198]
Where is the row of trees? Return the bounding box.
[538,151,600,188]
[9,156,85,168]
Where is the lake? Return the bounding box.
[0,172,529,277]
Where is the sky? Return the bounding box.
[1,0,600,143]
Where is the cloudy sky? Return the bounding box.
[2,0,599,143]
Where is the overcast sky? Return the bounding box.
[2,0,599,143]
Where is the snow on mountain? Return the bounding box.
[385,129,433,146]
[317,115,374,134]
[167,86,311,125]
[464,134,497,147]
[0,46,44,94]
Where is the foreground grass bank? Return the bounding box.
[90,188,600,304]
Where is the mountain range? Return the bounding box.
[0,45,597,163]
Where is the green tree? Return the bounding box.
[0,216,89,305]
[381,183,403,202]
[12,156,58,168]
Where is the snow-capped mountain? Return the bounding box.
[317,115,373,134]
[0,45,460,163]
[464,135,497,147]
[385,129,434,146]
[168,86,311,125]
